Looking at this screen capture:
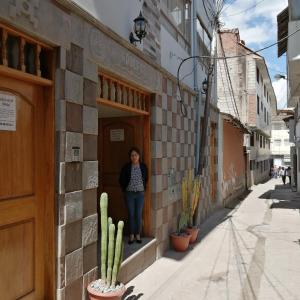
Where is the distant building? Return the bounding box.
[271,110,294,167]
[217,29,277,186]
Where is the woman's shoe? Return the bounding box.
[128,239,134,245]
[136,239,142,244]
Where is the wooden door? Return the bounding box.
[0,75,53,299]
[99,116,144,232]
[210,122,217,201]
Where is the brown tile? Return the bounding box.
[65,277,83,300]
[167,127,172,142]
[156,94,162,107]
[83,242,97,274]
[172,82,177,97]
[172,144,176,157]
[83,78,97,107]
[168,158,172,169]
[162,110,167,125]
[162,77,167,93]
[83,134,97,161]
[55,69,65,99]
[83,188,97,217]
[66,102,82,133]
[65,162,82,192]
[152,158,162,175]
[65,220,82,254]
[162,175,168,190]
[66,43,83,75]
[172,113,177,128]
[167,96,172,111]
[151,124,162,141]
[162,142,167,157]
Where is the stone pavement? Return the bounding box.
[124,179,300,300]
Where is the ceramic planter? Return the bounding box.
[170,232,191,252]
[185,227,199,243]
[87,283,126,300]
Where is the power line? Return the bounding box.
[225,0,266,17]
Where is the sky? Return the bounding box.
[220,0,288,108]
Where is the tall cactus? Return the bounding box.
[106,223,115,287]
[111,221,124,288]
[100,193,108,281]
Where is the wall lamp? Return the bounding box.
[201,78,208,94]
[129,11,147,44]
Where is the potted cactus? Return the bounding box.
[184,170,201,243]
[170,175,192,252]
[87,193,126,300]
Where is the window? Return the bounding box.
[263,137,266,148]
[274,139,281,146]
[257,96,260,114]
[256,162,259,170]
[260,135,263,148]
[264,107,266,123]
[284,139,290,146]
[256,133,259,141]
[250,160,255,170]
[264,85,266,97]
[250,133,255,146]
[163,0,191,44]
[256,67,259,83]
[261,101,263,112]
[267,111,269,125]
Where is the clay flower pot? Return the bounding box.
[185,227,199,244]
[87,283,126,300]
[170,232,191,252]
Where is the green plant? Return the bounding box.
[177,212,188,234]
[99,193,124,288]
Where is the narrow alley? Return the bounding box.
[125,179,300,300]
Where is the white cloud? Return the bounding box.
[221,0,288,46]
[272,78,287,109]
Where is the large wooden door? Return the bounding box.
[99,116,144,232]
[0,75,53,299]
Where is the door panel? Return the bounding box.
[99,117,143,232]
[0,76,48,299]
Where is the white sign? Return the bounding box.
[110,129,124,141]
[0,93,16,131]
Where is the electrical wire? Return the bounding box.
[225,0,266,17]
[221,0,236,14]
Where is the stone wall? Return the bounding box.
[55,44,99,300]
[150,76,196,256]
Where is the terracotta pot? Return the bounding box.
[87,283,126,300]
[185,227,199,243]
[170,232,191,252]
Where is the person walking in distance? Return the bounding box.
[286,166,292,185]
[280,167,286,185]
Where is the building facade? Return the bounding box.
[271,109,294,167]
[0,1,221,299]
[277,0,300,190]
[217,29,277,186]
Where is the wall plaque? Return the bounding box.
[110,129,124,142]
[0,93,16,131]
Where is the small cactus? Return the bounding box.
[111,221,124,288]
[106,223,115,287]
[100,193,108,281]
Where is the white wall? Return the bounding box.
[71,0,142,41]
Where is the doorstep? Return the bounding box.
[118,238,157,284]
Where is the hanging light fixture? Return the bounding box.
[202,78,208,94]
[129,11,147,44]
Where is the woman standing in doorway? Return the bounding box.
[119,147,148,244]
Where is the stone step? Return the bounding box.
[118,238,157,284]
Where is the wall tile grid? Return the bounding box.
[151,77,196,257]
[56,44,98,300]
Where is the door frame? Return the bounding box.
[0,51,55,299]
[96,98,152,237]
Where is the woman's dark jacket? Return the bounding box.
[119,162,148,192]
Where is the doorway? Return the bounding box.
[0,75,54,299]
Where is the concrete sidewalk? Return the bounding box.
[124,179,300,300]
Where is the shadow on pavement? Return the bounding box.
[122,285,143,300]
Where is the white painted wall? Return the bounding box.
[71,0,142,41]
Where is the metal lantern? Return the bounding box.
[202,78,208,93]
[129,11,147,44]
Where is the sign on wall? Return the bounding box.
[110,129,124,141]
[0,93,16,131]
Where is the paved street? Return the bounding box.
[125,179,300,300]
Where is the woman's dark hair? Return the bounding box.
[128,146,141,161]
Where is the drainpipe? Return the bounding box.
[193,0,200,175]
